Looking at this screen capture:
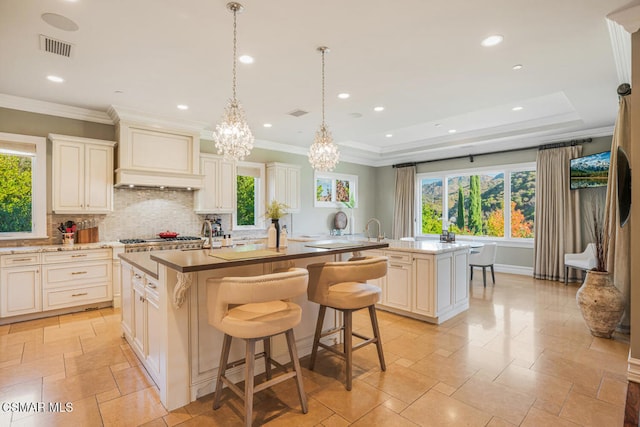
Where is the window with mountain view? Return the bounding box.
[418,164,535,240]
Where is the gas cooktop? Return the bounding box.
[119,236,202,244]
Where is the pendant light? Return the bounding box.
[213,2,254,161]
[308,46,340,171]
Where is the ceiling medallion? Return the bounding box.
[213,2,254,162]
[308,46,340,171]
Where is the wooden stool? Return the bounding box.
[206,268,309,426]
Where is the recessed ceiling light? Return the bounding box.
[512,64,523,70]
[338,93,350,99]
[41,13,79,31]
[114,90,124,94]
[238,55,254,64]
[448,129,457,134]
[481,34,504,47]
[159,186,165,189]
[177,104,189,110]
[263,123,272,128]
[374,106,384,112]
[186,187,192,191]
[46,75,64,83]
[128,184,134,188]
[512,106,523,111]
[385,134,393,138]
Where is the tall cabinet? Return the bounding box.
[49,134,116,214]
[266,162,301,213]
[195,154,236,213]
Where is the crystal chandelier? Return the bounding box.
[214,2,254,161]
[308,46,340,171]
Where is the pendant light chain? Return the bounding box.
[321,48,325,126]
[232,6,237,103]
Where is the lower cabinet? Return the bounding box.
[372,247,469,324]
[0,254,42,317]
[120,260,161,385]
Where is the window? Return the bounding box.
[234,162,265,230]
[417,163,535,241]
[0,133,46,240]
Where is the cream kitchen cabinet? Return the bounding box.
[384,251,412,311]
[266,162,301,213]
[0,253,41,318]
[50,134,116,214]
[41,249,113,310]
[195,154,236,213]
[120,260,161,385]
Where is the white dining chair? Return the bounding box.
[469,243,497,287]
[564,243,597,285]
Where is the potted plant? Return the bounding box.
[576,201,624,338]
[265,200,289,248]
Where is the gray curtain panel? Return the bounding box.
[533,145,582,281]
[604,95,631,331]
[393,166,416,239]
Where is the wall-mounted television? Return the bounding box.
[570,151,610,190]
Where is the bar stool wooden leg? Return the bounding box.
[244,340,256,427]
[344,310,353,391]
[309,305,326,370]
[263,338,272,380]
[213,333,232,410]
[368,305,386,371]
[285,329,308,414]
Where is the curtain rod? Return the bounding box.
[392,138,593,168]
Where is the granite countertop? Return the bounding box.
[0,242,120,255]
[119,252,159,279]
[290,235,470,255]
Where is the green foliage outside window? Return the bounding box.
[236,175,255,226]
[0,154,32,232]
[468,175,482,234]
[456,187,465,230]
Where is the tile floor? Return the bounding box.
[0,273,629,426]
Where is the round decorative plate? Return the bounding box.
[334,211,348,230]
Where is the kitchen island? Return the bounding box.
[119,240,388,410]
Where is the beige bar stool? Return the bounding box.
[206,268,309,427]
[306,256,388,390]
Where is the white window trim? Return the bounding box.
[0,132,47,240]
[233,161,265,231]
[415,161,535,243]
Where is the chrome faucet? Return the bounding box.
[201,220,213,249]
[365,218,384,242]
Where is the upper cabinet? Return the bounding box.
[266,162,301,213]
[50,134,116,214]
[194,154,236,214]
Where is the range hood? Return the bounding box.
[109,106,205,189]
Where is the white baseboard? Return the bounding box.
[628,353,640,383]
[494,263,533,277]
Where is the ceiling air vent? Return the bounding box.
[288,109,308,117]
[39,34,74,58]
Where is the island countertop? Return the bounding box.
[147,240,389,273]
[290,236,470,255]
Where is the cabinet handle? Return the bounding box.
[139,296,146,302]
[134,274,142,279]
[12,258,32,262]
[71,254,87,258]
[390,264,405,268]
[71,292,88,297]
[71,271,87,275]
[147,283,156,289]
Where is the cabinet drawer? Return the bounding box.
[385,251,412,265]
[42,249,111,264]
[44,284,111,310]
[1,253,40,267]
[43,261,112,289]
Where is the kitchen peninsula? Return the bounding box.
[119,238,470,410]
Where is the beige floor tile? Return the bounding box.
[99,386,168,426]
[312,379,390,422]
[350,405,419,426]
[12,395,102,427]
[0,328,43,347]
[521,406,581,427]
[401,389,493,427]
[451,376,535,425]
[43,366,117,403]
[432,382,457,396]
[96,388,122,403]
[80,331,127,354]
[59,309,104,324]
[530,351,603,396]
[139,418,168,427]
[64,343,128,376]
[361,364,437,403]
[0,353,64,388]
[8,316,60,333]
[174,406,244,426]
[449,344,514,379]
[43,322,96,344]
[494,364,572,407]
[318,413,351,427]
[380,396,409,413]
[409,352,477,389]
[486,416,517,427]
[0,342,24,363]
[258,396,333,426]
[482,333,545,364]
[163,407,193,427]
[533,397,564,416]
[597,375,628,406]
[21,336,81,363]
[112,364,155,396]
[383,334,434,362]
[559,389,624,426]
[0,324,10,335]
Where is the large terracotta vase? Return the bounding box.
[576,270,624,338]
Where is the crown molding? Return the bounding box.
[0,93,113,124]
[108,105,208,134]
[607,3,640,34]
[607,18,632,84]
